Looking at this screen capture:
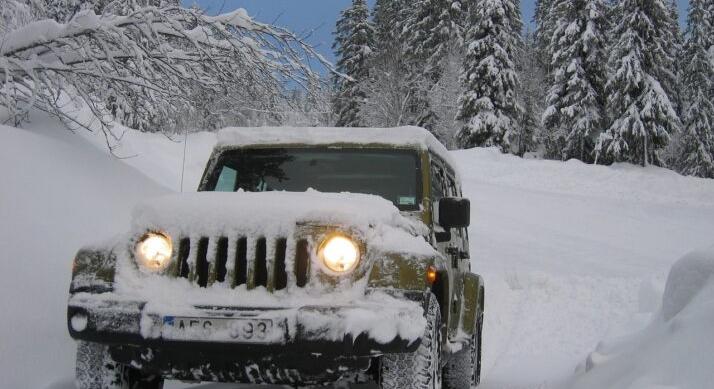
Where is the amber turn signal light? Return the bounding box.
[426,265,438,285]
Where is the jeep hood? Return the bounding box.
[131,190,433,255]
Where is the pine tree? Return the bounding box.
[332,0,374,127]
[677,0,714,177]
[516,31,545,156]
[373,0,406,46]
[662,0,684,114]
[595,0,681,166]
[534,0,556,73]
[542,0,608,162]
[404,0,465,77]
[456,0,523,151]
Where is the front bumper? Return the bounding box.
[67,292,428,356]
[68,290,429,383]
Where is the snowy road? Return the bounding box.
[3,125,714,389]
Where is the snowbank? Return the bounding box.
[571,246,714,389]
[0,124,167,389]
[453,147,714,208]
[75,127,217,192]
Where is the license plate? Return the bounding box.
[162,316,277,343]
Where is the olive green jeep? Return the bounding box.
[67,126,484,388]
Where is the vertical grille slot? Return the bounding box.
[177,238,191,278]
[254,238,268,288]
[215,237,228,283]
[195,237,209,287]
[295,239,310,288]
[234,237,247,287]
[274,238,288,291]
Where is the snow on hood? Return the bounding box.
[131,190,431,252]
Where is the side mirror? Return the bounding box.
[438,197,470,229]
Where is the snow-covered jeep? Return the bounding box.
[67,126,484,388]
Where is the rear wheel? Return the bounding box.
[379,293,442,389]
[76,341,164,389]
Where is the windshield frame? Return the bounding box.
[199,146,423,211]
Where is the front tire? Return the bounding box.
[443,314,482,388]
[75,341,164,389]
[379,293,442,389]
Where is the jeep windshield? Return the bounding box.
[203,148,421,211]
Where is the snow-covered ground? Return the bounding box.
[2,120,714,389]
[454,150,714,389]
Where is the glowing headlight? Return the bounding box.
[319,235,360,273]
[135,232,172,271]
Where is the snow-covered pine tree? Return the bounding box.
[456,0,523,151]
[403,0,465,77]
[400,0,466,140]
[662,0,684,115]
[595,0,681,166]
[677,0,714,178]
[709,0,714,66]
[534,0,556,73]
[332,0,374,127]
[542,0,608,162]
[516,31,545,156]
[399,0,440,131]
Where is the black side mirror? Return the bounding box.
[438,197,470,229]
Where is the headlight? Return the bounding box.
[135,232,172,271]
[319,235,360,273]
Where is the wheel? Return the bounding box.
[75,341,164,389]
[442,314,482,388]
[473,316,483,386]
[379,293,442,389]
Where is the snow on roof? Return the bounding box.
[216,126,455,167]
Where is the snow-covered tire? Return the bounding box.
[379,293,442,389]
[75,341,164,389]
[474,316,482,386]
[442,315,482,388]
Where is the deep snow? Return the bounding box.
[2,121,714,389]
[569,246,714,389]
[0,121,167,389]
[453,149,714,388]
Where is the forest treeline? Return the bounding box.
[333,0,714,178]
[1,0,712,178]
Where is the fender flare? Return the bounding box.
[459,272,484,336]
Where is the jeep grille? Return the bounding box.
[173,236,310,291]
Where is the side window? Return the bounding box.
[445,175,457,197]
[215,166,237,192]
[430,163,445,201]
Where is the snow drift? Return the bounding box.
[0,123,167,389]
[571,246,714,389]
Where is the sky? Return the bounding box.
[183,0,689,65]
